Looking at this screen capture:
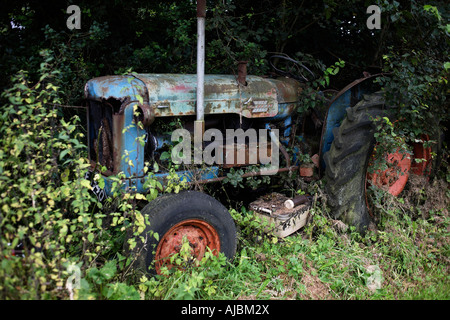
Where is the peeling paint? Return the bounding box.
[85,74,302,121]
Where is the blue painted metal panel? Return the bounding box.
[85,74,302,119]
[84,75,147,102]
[270,102,297,120]
[321,89,351,166]
[117,102,147,178]
[320,86,366,168]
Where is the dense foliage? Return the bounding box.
[0,0,448,299]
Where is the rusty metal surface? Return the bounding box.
[220,143,273,168]
[197,0,206,17]
[84,75,148,104]
[135,73,281,118]
[85,75,300,116]
[85,74,302,120]
[237,61,248,86]
[188,166,299,185]
[101,117,113,169]
[154,219,220,274]
[135,103,155,126]
[271,77,302,103]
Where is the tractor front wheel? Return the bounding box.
[130,191,237,275]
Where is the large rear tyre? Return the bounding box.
[131,191,237,274]
[323,92,392,232]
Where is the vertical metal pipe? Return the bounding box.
[195,0,206,163]
[196,0,206,122]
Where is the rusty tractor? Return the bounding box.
[80,2,436,274]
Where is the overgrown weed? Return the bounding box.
[178,172,449,300]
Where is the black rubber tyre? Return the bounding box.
[130,191,237,274]
[323,92,390,233]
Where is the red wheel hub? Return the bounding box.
[154,219,220,274]
[411,134,432,176]
[367,149,411,196]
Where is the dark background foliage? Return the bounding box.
[1,1,447,102]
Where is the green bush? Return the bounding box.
[0,51,140,299]
[373,3,449,157]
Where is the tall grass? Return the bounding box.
[139,174,449,300]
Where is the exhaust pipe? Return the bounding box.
[196,0,206,123]
[194,0,206,164]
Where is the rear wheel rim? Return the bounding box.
[365,149,411,219]
[411,134,432,176]
[154,219,220,274]
[367,150,411,196]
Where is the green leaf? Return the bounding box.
[59,149,70,160]
[61,169,70,182]
[97,176,105,189]
[160,151,171,160]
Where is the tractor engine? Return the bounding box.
[84,73,306,194]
